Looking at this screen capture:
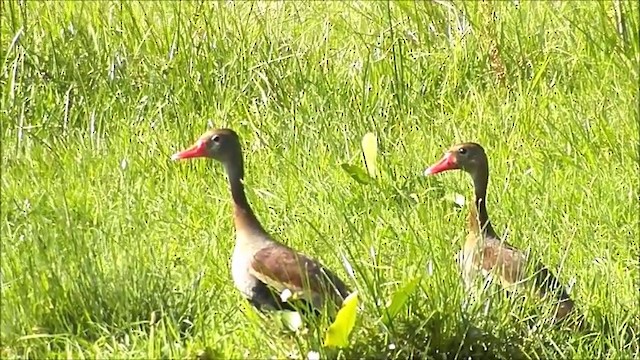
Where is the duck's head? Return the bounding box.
[423,142,488,177]
[171,128,242,164]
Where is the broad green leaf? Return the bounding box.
[324,291,359,348]
[385,276,421,322]
[361,132,378,178]
[340,164,371,185]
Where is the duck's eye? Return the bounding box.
[458,147,467,155]
[211,135,221,143]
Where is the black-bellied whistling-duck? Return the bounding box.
[171,129,351,315]
[423,142,575,322]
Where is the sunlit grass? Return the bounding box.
[1,1,638,358]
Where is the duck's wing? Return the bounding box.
[465,204,526,288]
[249,244,350,309]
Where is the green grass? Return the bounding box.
[1,0,639,358]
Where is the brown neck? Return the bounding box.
[471,162,498,238]
[224,156,266,235]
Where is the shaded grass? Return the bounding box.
[1,0,639,359]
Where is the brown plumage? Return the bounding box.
[172,129,350,314]
[424,142,575,323]
[250,245,350,308]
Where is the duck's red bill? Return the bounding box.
[423,153,456,175]
[171,140,207,161]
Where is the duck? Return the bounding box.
[423,142,575,322]
[171,128,351,315]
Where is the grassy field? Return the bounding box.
[1,1,639,358]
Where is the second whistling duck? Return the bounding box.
[171,129,351,315]
[424,142,575,322]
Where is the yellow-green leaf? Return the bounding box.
[324,291,359,348]
[340,163,371,185]
[361,132,378,178]
[384,276,421,324]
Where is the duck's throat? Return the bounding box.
[224,162,265,235]
[472,168,497,238]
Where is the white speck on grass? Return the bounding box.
[428,23,437,34]
[280,288,292,302]
[250,139,265,151]
[108,62,115,80]
[567,276,576,293]
[388,343,396,350]
[341,253,356,280]
[23,199,31,212]
[90,111,96,135]
[350,60,363,74]
[426,260,433,276]
[373,47,384,61]
[307,350,320,360]
[406,29,418,43]
[454,193,465,207]
[282,311,303,332]
[120,159,128,170]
